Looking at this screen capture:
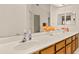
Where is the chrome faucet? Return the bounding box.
[21,31,32,43]
[21,32,27,42]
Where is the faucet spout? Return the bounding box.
[20,32,27,43]
[21,30,32,43]
[21,37,27,42]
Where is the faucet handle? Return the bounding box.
[24,32,27,34]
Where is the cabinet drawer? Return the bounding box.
[40,45,55,54]
[72,36,76,40]
[56,40,65,51]
[66,38,72,45]
[66,44,72,54]
[56,48,65,54]
[76,39,78,49]
[76,34,78,39]
[75,34,78,48]
[72,40,76,53]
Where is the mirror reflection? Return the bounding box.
[57,12,76,25]
[29,4,50,33]
[28,4,76,33]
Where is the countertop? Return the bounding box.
[0,30,79,54]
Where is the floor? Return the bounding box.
[74,48,79,54]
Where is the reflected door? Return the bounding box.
[34,15,40,33]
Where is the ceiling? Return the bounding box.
[52,4,68,7]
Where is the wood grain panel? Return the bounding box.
[72,36,76,40]
[56,40,65,51]
[66,44,72,54]
[40,45,55,54]
[72,40,76,53]
[76,39,78,49]
[66,38,72,45]
[56,48,65,54]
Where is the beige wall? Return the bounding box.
[0,4,29,37]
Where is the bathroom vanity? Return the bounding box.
[33,32,79,54]
[0,30,79,54]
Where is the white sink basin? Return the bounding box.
[14,40,38,50]
[13,31,68,50]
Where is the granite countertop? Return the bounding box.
[0,30,78,54]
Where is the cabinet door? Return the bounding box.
[72,36,76,41]
[66,38,72,45]
[72,40,76,53]
[56,40,65,51]
[56,48,65,54]
[40,45,55,54]
[76,39,78,49]
[75,34,78,49]
[66,44,72,54]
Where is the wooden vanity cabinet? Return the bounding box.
[75,34,78,49]
[72,39,76,53]
[66,37,72,45]
[55,40,65,54]
[72,35,76,40]
[56,48,65,54]
[72,35,76,53]
[76,39,78,49]
[40,45,55,54]
[71,34,79,53]
[32,33,79,54]
[56,40,65,51]
[65,37,72,54]
[66,44,72,54]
